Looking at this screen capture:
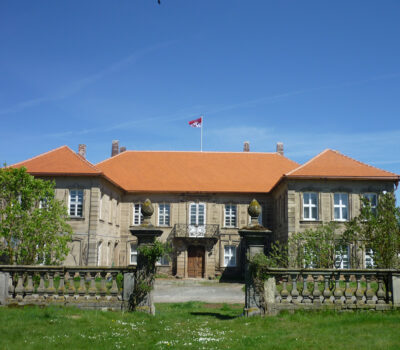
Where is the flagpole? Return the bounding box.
[201,115,203,152]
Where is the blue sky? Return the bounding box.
[1,1,399,188]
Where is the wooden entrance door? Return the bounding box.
[188,246,204,278]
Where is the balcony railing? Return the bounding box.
[172,224,220,239]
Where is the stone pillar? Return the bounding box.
[239,199,272,316]
[392,273,400,308]
[0,272,9,305]
[129,199,163,315]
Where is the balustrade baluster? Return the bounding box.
[290,273,299,304]
[333,272,343,304]
[323,274,332,303]
[344,274,354,304]
[15,272,24,302]
[8,272,15,299]
[376,274,386,304]
[58,272,66,297]
[365,274,376,305]
[46,272,56,300]
[25,272,34,301]
[37,272,45,300]
[281,275,289,303]
[110,272,119,300]
[88,272,97,298]
[67,271,76,297]
[301,274,311,303]
[99,271,107,298]
[312,274,321,304]
[355,274,365,305]
[274,277,281,303]
[77,271,86,298]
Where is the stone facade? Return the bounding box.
[51,174,398,276]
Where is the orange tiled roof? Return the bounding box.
[96,151,300,193]
[10,146,101,175]
[286,149,399,180]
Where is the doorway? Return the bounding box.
[188,245,205,278]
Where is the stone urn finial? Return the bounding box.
[248,199,261,227]
[141,199,154,226]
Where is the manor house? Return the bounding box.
[11,141,399,278]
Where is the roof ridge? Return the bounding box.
[10,145,69,168]
[285,149,331,176]
[331,149,398,177]
[95,150,286,166]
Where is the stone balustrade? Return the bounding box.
[260,268,400,315]
[0,265,136,310]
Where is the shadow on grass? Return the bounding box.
[190,311,237,320]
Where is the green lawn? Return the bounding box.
[1,303,400,349]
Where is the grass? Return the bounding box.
[1,303,400,349]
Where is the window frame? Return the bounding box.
[69,189,84,218]
[362,193,377,215]
[224,204,237,228]
[333,193,349,221]
[158,203,171,226]
[334,245,350,269]
[302,192,318,221]
[224,245,237,267]
[133,203,143,226]
[130,244,138,265]
[189,202,206,226]
[365,247,375,268]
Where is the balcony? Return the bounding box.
[172,224,220,239]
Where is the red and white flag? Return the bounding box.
[188,117,202,128]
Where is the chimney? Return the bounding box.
[243,141,250,152]
[120,146,126,153]
[78,144,86,159]
[111,140,119,157]
[276,142,284,156]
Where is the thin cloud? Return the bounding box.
[0,41,175,116]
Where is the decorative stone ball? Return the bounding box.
[248,199,261,218]
[141,199,154,217]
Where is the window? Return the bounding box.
[335,245,350,269]
[365,248,375,268]
[224,204,237,227]
[69,190,83,217]
[189,203,206,226]
[158,204,170,226]
[224,246,236,267]
[97,242,102,266]
[303,247,317,268]
[363,193,377,215]
[334,193,348,221]
[130,244,137,265]
[157,254,170,266]
[133,203,143,225]
[303,192,318,220]
[39,198,48,209]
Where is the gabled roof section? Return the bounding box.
[96,151,300,193]
[10,146,102,176]
[286,149,400,180]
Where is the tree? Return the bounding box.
[0,166,73,265]
[289,222,348,268]
[344,192,400,268]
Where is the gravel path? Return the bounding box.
[153,279,245,303]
